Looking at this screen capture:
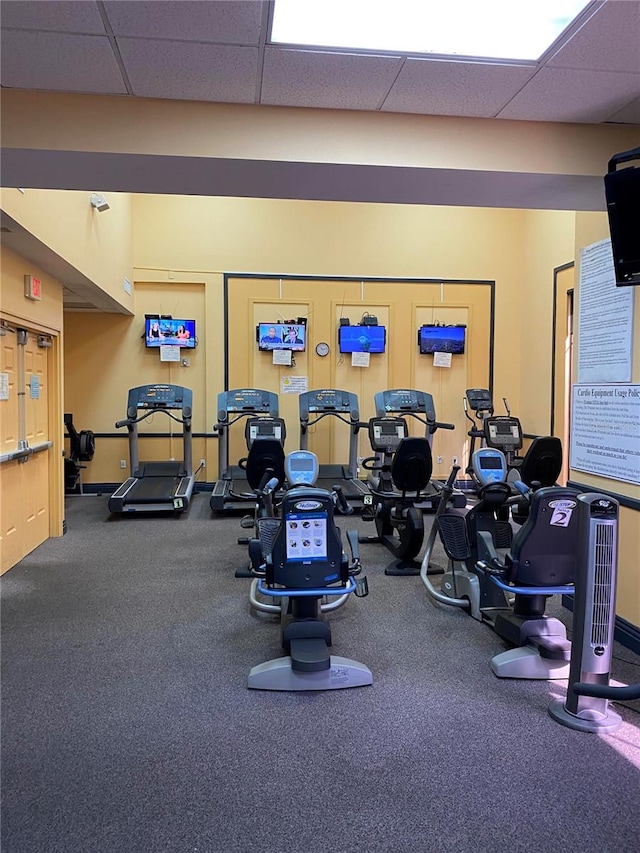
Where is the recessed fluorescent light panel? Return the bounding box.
[271,0,592,61]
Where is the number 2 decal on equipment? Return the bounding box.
[548,499,576,527]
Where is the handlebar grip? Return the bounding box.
[436,421,456,430]
[346,529,360,563]
[257,468,275,491]
[115,419,130,429]
[333,485,353,515]
[445,465,461,488]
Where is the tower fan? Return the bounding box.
[550,493,639,732]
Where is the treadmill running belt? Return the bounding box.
[127,476,182,502]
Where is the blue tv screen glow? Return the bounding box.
[419,325,466,354]
[145,318,196,348]
[338,325,386,354]
[257,323,306,351]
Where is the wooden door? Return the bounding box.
[0,326,52,574]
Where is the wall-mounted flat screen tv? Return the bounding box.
[604,153,640,286]
[145,318,196,348]
[418,325,466,354]
[338,325,386,354]
[256,323,307,351]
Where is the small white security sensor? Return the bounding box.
[90,193,110,212]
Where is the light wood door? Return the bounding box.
[552,265,575,485]
[0,327,51,574]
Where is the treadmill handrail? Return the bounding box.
[116,408,191,430]
[301,411,362,432]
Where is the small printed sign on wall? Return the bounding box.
[0,373,9,401]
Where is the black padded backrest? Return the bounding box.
[268,487,347,589]
[391,437,433,493]
[245,439,286,491]
[519,436,563,488]
[507,486,580,586]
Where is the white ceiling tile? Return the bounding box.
[104,0,263,44]
[382,59,535,117]
[548,0,640,74]
[605,96,640,124]
[498,67,640,123]
[0,0,106,33]
[0,31,127,93]
[261,49,402,110]
[117,39,258,101]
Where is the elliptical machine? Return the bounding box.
[245,450,372,691]
[359,417,445,576]
[422,448,580,679]
[463,389,524,485]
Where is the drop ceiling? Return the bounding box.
[1,0,638,124]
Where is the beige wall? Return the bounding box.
[4,90,639,178]
[1,187,134,313]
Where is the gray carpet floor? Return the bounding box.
[2,493,639,853]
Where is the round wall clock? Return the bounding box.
[315,342,330,357]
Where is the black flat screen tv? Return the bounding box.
[419,325,466,354]
[338,325,386,353]
[257,323,306,351]
[604,154,640,286]
[145,318,196,348]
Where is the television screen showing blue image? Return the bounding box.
[338,325,386,354]
[257,323,306,351]
[419,325,466,354]
[145,317,196,348]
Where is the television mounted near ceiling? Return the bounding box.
[604,147,640,287]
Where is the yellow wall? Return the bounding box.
[1,188,134,313]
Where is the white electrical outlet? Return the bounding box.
[120,459,127,469]
[200,458,206,467]
[436,455,443,464]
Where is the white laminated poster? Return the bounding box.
[29,375,40,398]
[0,373,9,400]
[281,376,308,395]
[433,351,452,368]
[570,384,640,485]
[577,239,634,383]
[273,348,292,366]
[351,351,370,367]
[160,345,181,362]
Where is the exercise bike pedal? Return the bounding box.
[355,575,369,598]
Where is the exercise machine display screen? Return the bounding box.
[485,417,522,448]
[135,385,183,409]
[223,389,275,412]
[304,390,354,412]
[472,449,507,485]
[369,418,407,451]
[285,451,319,485]
[285,511,327,562]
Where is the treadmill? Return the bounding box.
[109,384,195,514]
[298,389,369,506]
[373,389,465,510]
[210,389,282,512]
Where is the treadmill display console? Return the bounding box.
[136,385,182,408]
[305,390,354,412]
[466,389,493,412]
[376,389,436,421]
[227,389,272,411]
